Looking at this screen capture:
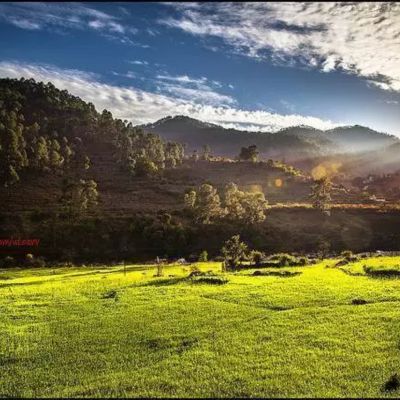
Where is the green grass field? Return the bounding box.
[1,258,400,398]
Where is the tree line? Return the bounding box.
[184,182,269,224]
[0,78,185,188]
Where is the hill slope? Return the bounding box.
[141,116,398,160]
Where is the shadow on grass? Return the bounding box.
[141,277,187,287]
[251,270,302,277]
[359,265,400,279]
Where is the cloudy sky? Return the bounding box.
[0,2,399,134]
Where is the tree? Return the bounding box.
[239,145,259,162]
[241,191,268,224]
[183,183,223,224]
[201,144,211,161]
[165,142,184,168]
[221,235,248,270]
[224,183,245,220]
[59,178,99,219]
[223,183,268,224]
[191,150,199,161]
[48,139,64,168]
[310,176,332,212]
[184,189,197,209]
[134,156,159,177]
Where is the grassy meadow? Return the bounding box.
[1,258,400,398]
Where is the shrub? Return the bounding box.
[221,235,248,270]
[198,250,208,262]
[188,264,201,277]
[0,256,16,268]
[277,253,297,267]
[341,250,353,259]
[24,254,46,268]
[25,253,35,265]
[297,256,308,266]
[34,256,46,268]
[250,250,264,266]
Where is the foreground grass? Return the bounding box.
[1,259,400,398]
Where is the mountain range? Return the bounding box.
[140,115,398,161]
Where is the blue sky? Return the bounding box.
[0,2,399,134]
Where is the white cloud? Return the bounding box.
[111,71,136,79]
[128,60,149,66]
[0,2,136,41]
[0,61,339,131]
[155,73,234,105]
[7,17,41,30]
[161,2,400,92]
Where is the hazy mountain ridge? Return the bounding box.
[141,115,398,160]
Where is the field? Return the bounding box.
[1,258,400,398]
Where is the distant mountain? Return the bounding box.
[141,115,398,160]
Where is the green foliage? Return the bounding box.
[184,183,223,224]
[185,182,268,225]
[221,234,248,270]
[224,183,268,224]
[250,250,264,266]
[114,129,184,177]
[59,178,99,219]
[310,176,332,211]
[0,78,182,186]
[341,250,353,260]
[239,145,259,162]
[198,250,208,262]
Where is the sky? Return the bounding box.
[0,2,399,134]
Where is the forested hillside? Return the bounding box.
[0,78,185,189]
[1,78,400,263]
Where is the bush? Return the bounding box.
[24,254,46,268]
[188,264,201,277]
[25,253,35,265]
[221,235,248,270]
[250,250,264,266]
[0,256,16,268]
[297,256,308,266]
[198,250,208,262]
[276,253,297,267]
[341,250,353,259]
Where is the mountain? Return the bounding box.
[141,116,398,160]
